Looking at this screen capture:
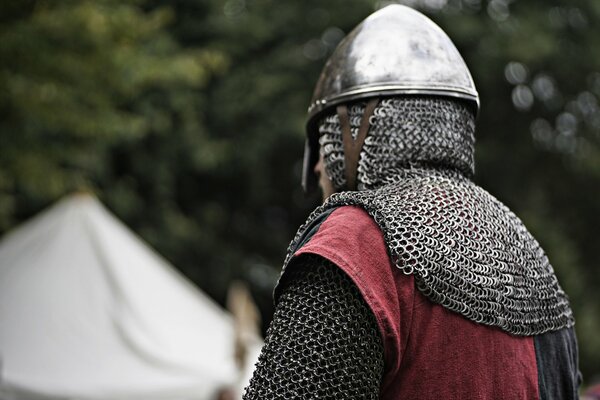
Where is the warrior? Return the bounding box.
[243,5,580,399]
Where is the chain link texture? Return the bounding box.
[244,255,384,399]
[282,96,574,336]
[318,97,475,191]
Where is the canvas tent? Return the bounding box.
[0,194,246,399]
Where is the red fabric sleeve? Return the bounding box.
[291,205,410,387]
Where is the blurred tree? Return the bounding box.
[0,0,224,226]
[139,0,376,315]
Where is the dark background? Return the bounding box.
[1,0,598,383]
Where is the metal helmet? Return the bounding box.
[303,4,479,192]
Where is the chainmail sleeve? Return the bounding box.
[243,255,385,399]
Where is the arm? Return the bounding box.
[243,255,385,399]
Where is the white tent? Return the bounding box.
[0,194,241,400]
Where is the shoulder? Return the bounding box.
[282,205,413,379]
[293,205,387,271]
[286,204,400,326]
[318,205,381,237]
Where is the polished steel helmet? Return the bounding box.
[303,4,479,192]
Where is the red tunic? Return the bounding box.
[291,205,540,400]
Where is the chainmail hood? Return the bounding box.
[279,96,574,336]
[318,96,476,191]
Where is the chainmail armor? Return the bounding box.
[244,255,384,399]
[282,96,574,336]
[319,97,476,190]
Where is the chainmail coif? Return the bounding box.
[318,97,475,190]
[280,96,574,336]
[244,256,384,399]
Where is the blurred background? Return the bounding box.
[0,0,598,391]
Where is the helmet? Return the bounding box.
[303,4,479,192]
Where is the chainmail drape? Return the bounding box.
[280,96,574,336]
[244,255,384,399]
[318,97,475,190]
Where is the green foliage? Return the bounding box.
[0,0,224,226]
[1,0,599,383]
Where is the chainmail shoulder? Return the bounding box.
[244,255,384,399]
[280,167,574,336]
